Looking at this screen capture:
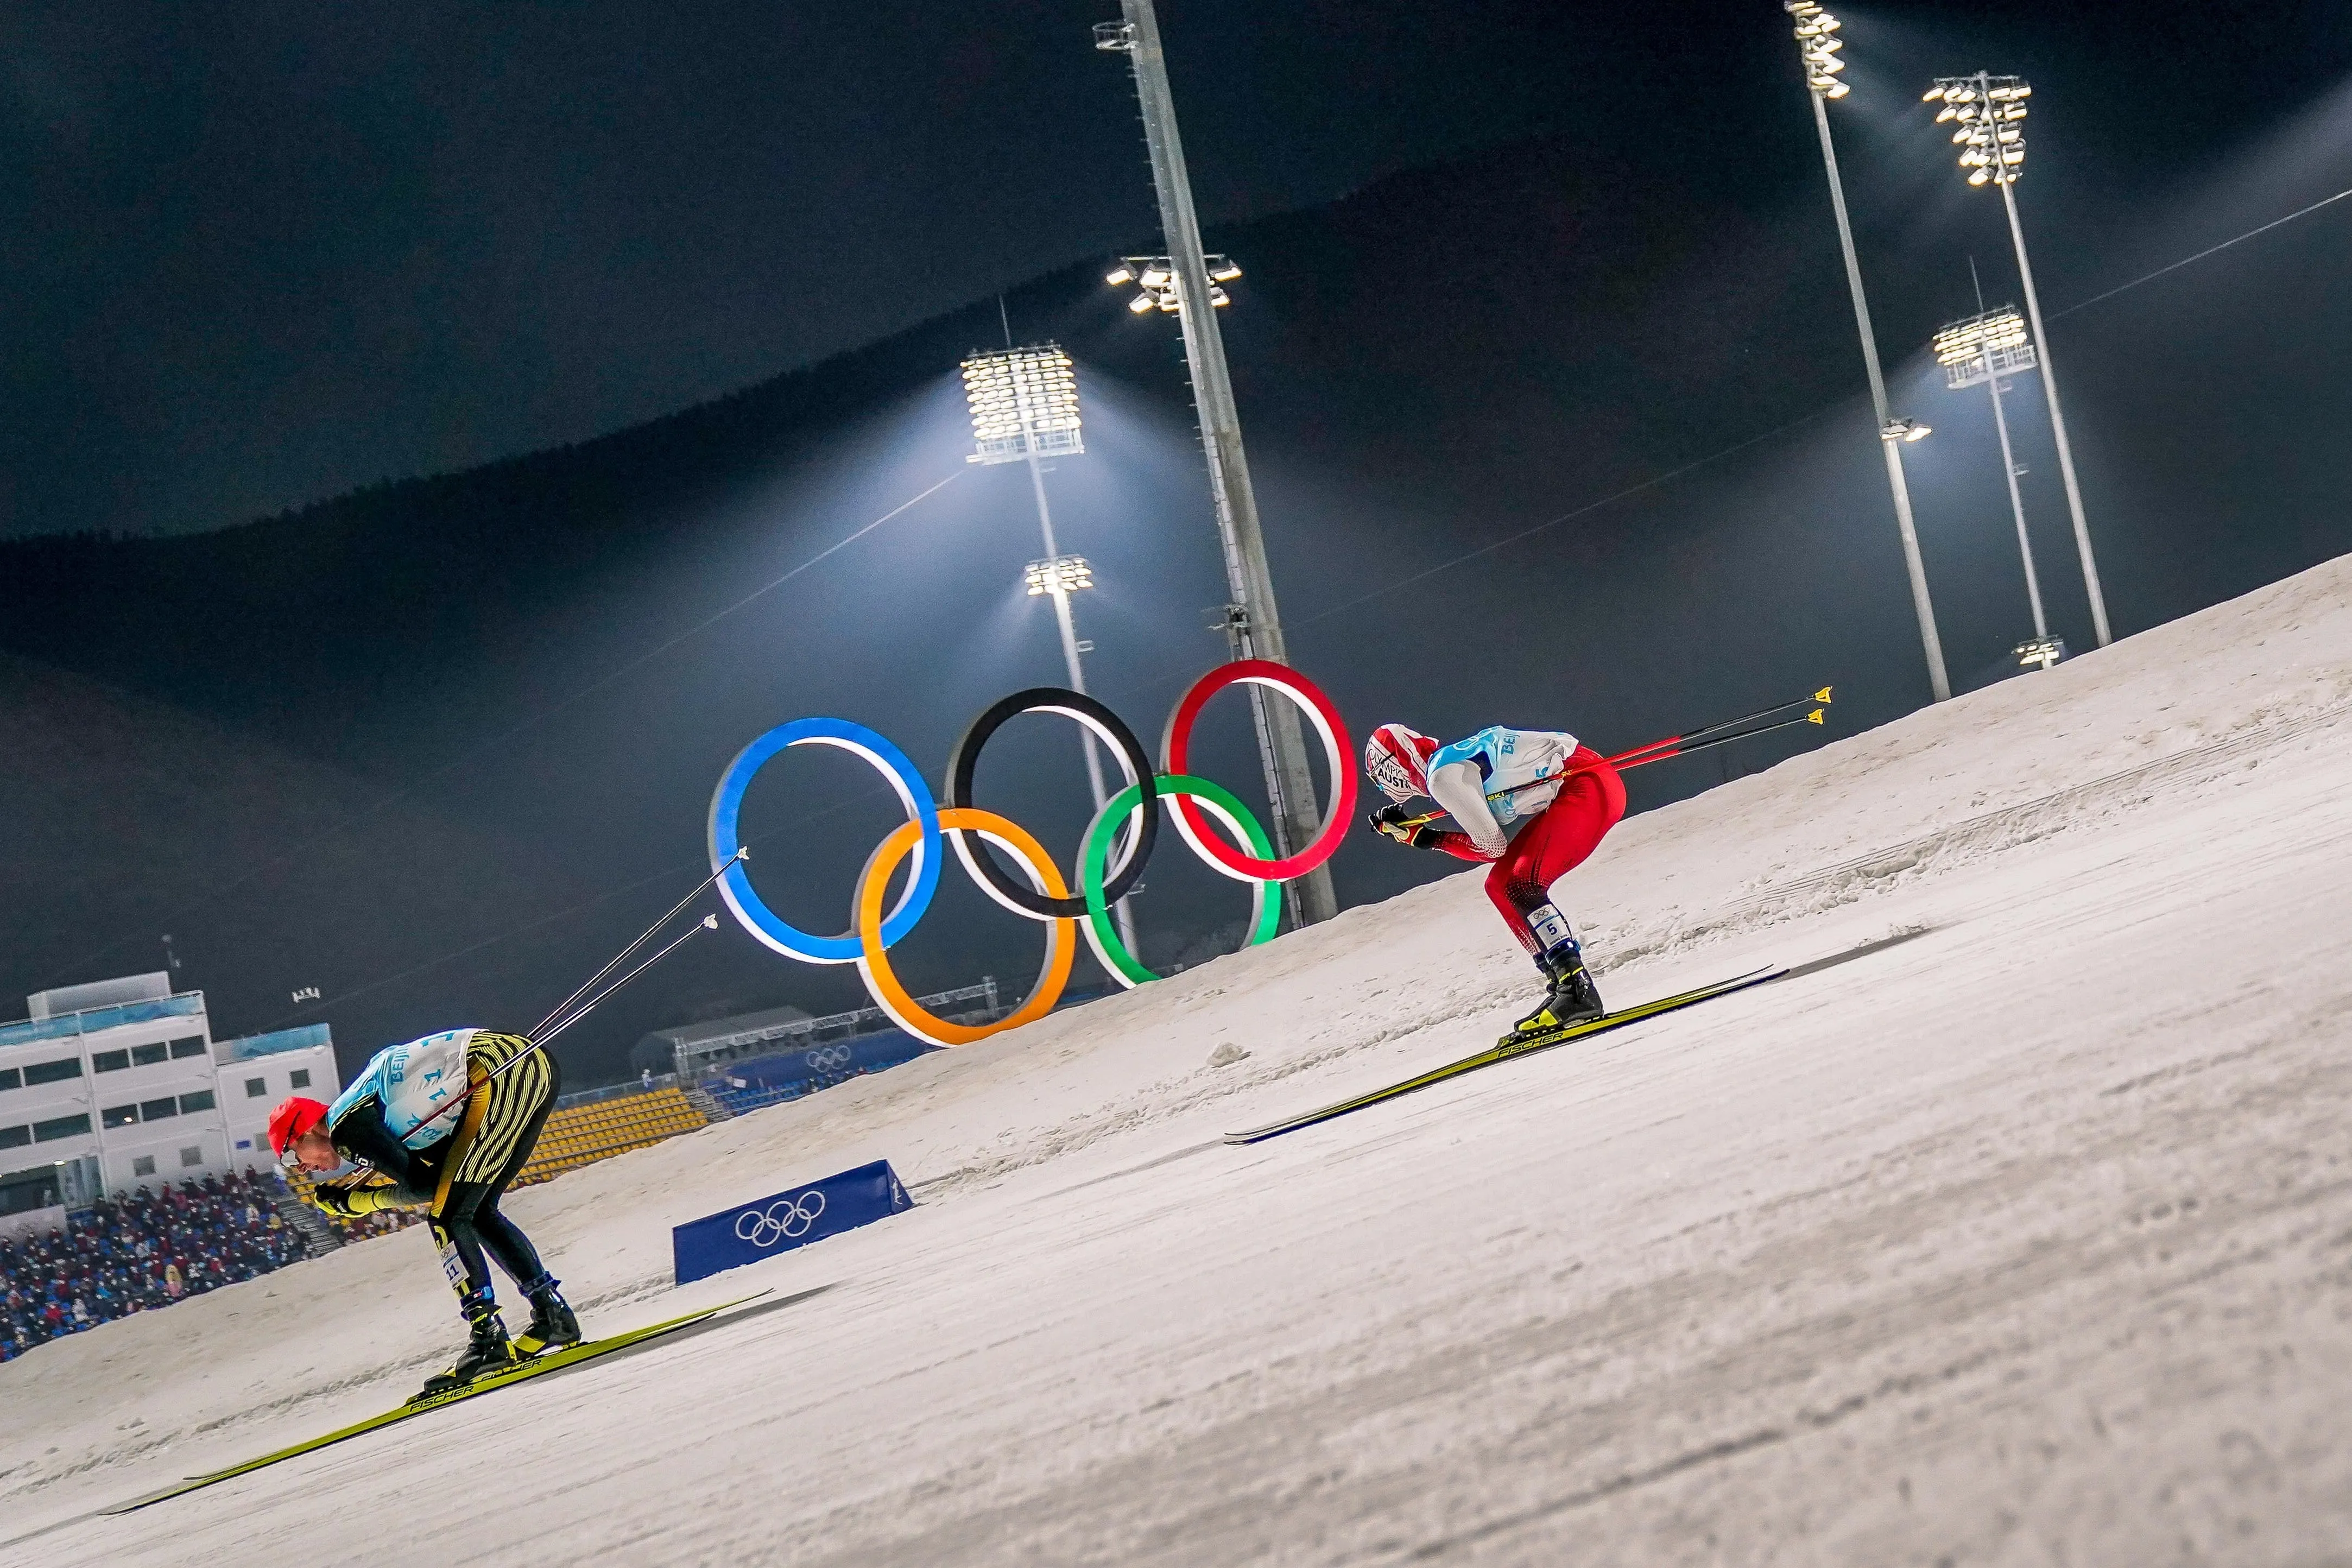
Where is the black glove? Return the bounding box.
[311,1184,358,1218]
[1369,804,1440,848]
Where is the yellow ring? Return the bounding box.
[853,806,1075,1046]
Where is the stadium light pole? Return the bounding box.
[1096,0,1337,928]
[1933,304,2050,643]
[960,341,1140,956]
[1784,1,1951,703]
[1926,72,2112,647]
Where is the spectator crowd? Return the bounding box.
[3,1168,314,1361]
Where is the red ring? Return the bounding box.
[1160,660,1357,882]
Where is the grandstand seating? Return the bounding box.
[511,1086,706,1187]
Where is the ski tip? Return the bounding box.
[1815,685,1833,703]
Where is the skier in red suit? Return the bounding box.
[1365,720,1627,1036]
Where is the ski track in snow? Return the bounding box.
[6,555,2352,1565]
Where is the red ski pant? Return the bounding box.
[1482,748,1626,954]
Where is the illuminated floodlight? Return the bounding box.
[1926,75,2031,186]
[1924,69,2111,648]
[1782,0,1949,700]
[1932,306,2037,388]
[1785,1,1850,99]
[2014,636,2066,671]
[1107,255,1237,315]
[1023,554,1094,597]
[960,344,1083,465]
[1934,301,2050,642]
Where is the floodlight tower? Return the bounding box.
[1783,1,1951,703]
[960,342,1139,954]
[1925,73,2111,647]
[1933,305,2051,644]
[1096,0,1337,928]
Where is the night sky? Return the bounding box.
[2,1,2347,1083]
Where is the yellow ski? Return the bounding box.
[1225,968,1783,1145]
[105,1291,770,1514]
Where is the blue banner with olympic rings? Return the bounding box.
[672,1159,914,1286]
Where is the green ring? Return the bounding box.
[1079,774,1282,987]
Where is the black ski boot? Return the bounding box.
[417,1298,516,1400]
[1508,943,1607,1039]
[514,1277,581,1358]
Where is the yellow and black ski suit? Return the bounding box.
[313,1031,560,1312]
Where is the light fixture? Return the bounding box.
[959,345,1084,465]
[1106,254,1238,315]
[1783,0,1950,701]
[2014,635,2066,672]
[1936,301,2050,645]
[1926,74,2031,186]
[1926,70,2111,647]
[1023,555,1094,597]
[1931,306,2033,383]
[1786,1,1851,98]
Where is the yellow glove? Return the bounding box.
[315,1179,405,1218]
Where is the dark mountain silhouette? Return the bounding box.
[3,129,2343,1085]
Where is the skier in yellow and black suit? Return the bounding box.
[270,1028,579,1397]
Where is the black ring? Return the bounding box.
[945,687,1159,919]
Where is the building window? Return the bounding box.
[34,1114,92,1141]
[0,1124,28,1149]
[139,1097,178,1122]
[103,1104,140,1129]
[132,1155,156,1177]
[92,1049,131,1073]
[179,1146,203,1168]
[179,1090,216,1114]
[290,1068,312,1089]
[245,1077,268,1098]
[0,1068,17,1091]
[131,1042,168,1067]
[23,1058,83,1086]
[169,1036,207,1059]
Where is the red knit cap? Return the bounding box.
[267,1096,330,1159]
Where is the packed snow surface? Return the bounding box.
[7,555,2352,1566]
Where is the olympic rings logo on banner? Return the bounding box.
[804,1045,853,1072]
[734,1190,827,1248]
[708,660,1356,1047]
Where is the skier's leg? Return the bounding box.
[447,1036,578,1355]
[1497,757,1626,1034]
[417,1034,562,1390]
[420,1202,514,1398]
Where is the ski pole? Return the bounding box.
[405,907,726,1142]
[1483,686,1833,805]
[528,848,746,1040]
[1618,707,1823,767]
[1599,685,1833,770]
[532,915,719,1047]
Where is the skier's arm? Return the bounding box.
[324,1096,436,1206]
[1369,804,1489,862]
[311,1173,414,1218]
[1427,759,1510,858]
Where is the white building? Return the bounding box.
[0,973,341,1238]
[214,1024,343,1166]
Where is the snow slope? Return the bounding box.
[7,555,2352,1566]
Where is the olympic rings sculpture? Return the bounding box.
[707,659,1355,1047]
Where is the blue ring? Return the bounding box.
[707,718,943,965]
